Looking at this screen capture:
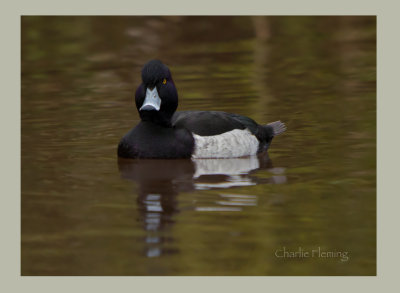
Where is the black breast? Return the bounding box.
[118,121,194,159]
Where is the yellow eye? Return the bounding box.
[163,78,167,84]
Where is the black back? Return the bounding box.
[172,110,271,136]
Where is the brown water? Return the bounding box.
[21,16,376,276]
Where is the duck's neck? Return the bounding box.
[139,111,173,127]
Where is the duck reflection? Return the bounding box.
[117,152,286,258]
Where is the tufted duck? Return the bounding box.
[118,60,286,159]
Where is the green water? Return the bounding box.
[21,16,376,275]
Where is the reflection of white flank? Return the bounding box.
[195,181,255,190]
[217,193,258,207]
[216,201,257,206]
[195,175,256,190]
[195,194,259,212]
[192,156,260,178]
[219,194,257,199]
[195,207,242,212]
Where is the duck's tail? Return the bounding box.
[266,120,287,136]
[257,121,286,152]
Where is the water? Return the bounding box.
[21,16,376,275]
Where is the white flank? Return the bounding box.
[192,128,259,158]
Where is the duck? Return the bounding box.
[118,59,286,159]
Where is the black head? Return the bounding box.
[135,60,178,126]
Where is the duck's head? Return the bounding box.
[135,60,178,126]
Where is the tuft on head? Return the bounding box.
[141,59,170,88]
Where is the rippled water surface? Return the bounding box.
[21,16,376,275]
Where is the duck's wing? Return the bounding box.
[172,111,259,136]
